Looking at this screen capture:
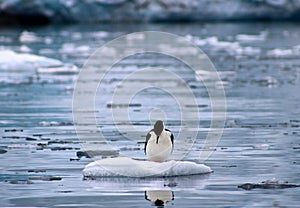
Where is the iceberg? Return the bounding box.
[1,0,300,24]
[82,157,212,178]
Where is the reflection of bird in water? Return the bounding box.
[144,120,174,162]
[145,190,174,207]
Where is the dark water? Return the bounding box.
[0,22,300,207]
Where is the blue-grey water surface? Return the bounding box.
[0,22,300,207]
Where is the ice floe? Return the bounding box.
[236,31,268,42]
[19,31,43,43]
[83,157,212,178]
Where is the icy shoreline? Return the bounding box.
[1,0,300,24]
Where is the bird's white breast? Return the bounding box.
[146,130,172,162]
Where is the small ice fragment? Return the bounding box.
[236,31,267,42]
[19,45,32,53]
[19,31,42,43]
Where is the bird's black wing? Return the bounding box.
[144,129,153,154]
[165,128,174,151]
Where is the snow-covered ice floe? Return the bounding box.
[83,157,212,178]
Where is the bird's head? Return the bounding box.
[154,120,164,136]
[154,199,164,206]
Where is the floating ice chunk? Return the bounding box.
[126,33,145,41]
[59,43,91,54]
[0,50,62,70]
[72,32,82,40]
[19,31,42,43]
[19,45,32,53]
[39,48,56,55]
[76,45,90,52]
[236,46,261,56]
[19,31,52,44]
[236,31,267,42]
[65,0,75,7]
[267,48,293,57]
[64,86,74,93]
[92,31,109,38]
[59,43,76,53]
[83,157,212,178]
[39,121,73,126]
[158,44,198,55]
[37,64,78,75]
[267,44,300,58]
[185,35,260,56]
[253,144,270,149]
[0,50,76,84]
[266,0,287,6]
[39,121,60,126]
[44,37,53,44]
[254,76,279,87]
